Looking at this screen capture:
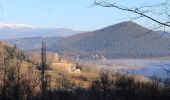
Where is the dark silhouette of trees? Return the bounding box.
[89,71,113,100]
[90,72,170,100]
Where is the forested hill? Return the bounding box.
[7,37,63,51]
[49,21,170,59]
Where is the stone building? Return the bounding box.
[52,53,81,73]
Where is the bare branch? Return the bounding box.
[94,1,170,27]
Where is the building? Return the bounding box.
[52,53,81,73]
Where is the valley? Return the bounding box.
[1,21,170,78]
[3,21,170,79]
[1,21,170,100]
[1,0,170,99]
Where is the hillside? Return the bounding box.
[0,41,13,52]
[155,30,170,38]
[49,21,170,59]
[8,37,63,50]
[0,41,27,63]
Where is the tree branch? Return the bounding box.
[94,1,170,27]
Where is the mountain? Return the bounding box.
[49,21,170,59]
[7,37,63,50]
[0,23,82,39]
[155,30,170,38]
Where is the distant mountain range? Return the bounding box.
[0,23,82,39]
[4,21,170,59]
[49,21,170,59]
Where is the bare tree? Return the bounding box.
[90,71,113,100]
[0,43,6,99]
[93,0,170,29]
[22,63,40,100]
[0,44,40,100]
[57,73,75,91]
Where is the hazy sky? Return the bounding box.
[0,0,161,31]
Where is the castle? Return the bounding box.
[51,53,81,73]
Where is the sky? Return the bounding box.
[0,0,163,31]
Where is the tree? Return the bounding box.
[3,45,27,100]
[90,71,113,100]
[0,42,4,66]
[93,0,170,29]
[57,73,75,91]
[0,44,40,100]
[40,41,49,100]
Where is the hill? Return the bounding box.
[0,41,27,63]
[0,23,82,39]
[8,36,63,50]
[155,30,170,38]
[49,21,170,59]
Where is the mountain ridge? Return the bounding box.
[49,21,170,59]
[0,23,82,39]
